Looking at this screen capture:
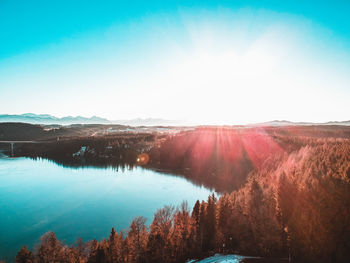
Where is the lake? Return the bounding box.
[0,156,213,261]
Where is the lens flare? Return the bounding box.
[137,153,150,165]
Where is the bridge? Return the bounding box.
[0,141,39,157]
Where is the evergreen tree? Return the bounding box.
[87,239,99,263]
[108,227,121,263]
[127,216,148,263]
[191,200,201,255]
[217,193,232,252]
[15,246,34,263]
[170,202,193,262]
[37,232,65,263]
[146,206,174,263]
[204,194,217,251]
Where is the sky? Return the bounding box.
[0,0,349,124]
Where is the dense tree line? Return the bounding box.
[15,200,215,263]
[15,133,156,168]
[146,126,347,192]
[14,133,350,263]
[5,124,349,192]
[0,123,156,141]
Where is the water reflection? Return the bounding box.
[27,156,218,192]
[0,157,213,261]
[29,156,136,171]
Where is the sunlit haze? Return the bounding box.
[1,1,349,124]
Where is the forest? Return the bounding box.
[11,126,350,263]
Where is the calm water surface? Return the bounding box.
[0,156,213,261]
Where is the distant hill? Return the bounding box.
[252,120,350,126]
[0,114,349,126]
[112,118,188,126]
[0,113,110,125]
[324,120,350,125]
[0,114,186,126]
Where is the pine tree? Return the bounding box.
[127,216,148,263]
[198,201,206,251]
[170,202,193,262]
[87,239,99,263]
[146,206,174,263]
[37,232,65,263]
[217,193,232,252]
[108,227,120,263]
[15,246,34,263]
[204,194,217,251]
[191,200,201,255]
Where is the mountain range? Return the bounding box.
[0,113,110,125]
[0,114,349,126]
[0,114,185,126]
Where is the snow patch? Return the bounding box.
[191,254,244,263]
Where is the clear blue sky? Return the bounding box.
[1,0,349,123]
